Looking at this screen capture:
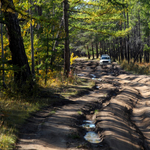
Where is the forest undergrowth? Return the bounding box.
[120,59,150,75]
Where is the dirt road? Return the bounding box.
[15,59,150,150]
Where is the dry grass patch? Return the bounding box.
[120,60,150,75]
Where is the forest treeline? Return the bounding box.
[0,0,150,92]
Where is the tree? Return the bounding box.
[0,5,5,88]
[69,0,131,60]
[1,0,33,89]
[63,0,70,77]
[29,0,35,77]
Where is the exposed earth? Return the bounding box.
[15,58,150,150]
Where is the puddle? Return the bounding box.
[84,131,102,143]
[77,74,84,76]
[96,86,100,89]
[83,120,93,123]
[82,120,102,144]
[82,120,95,128]
[90,74,96,78]
[85,93,90,95]
[98,78,102,81]
[92,78,96,80]
[82,123,95,128]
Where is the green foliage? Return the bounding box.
[70,0,130,35]
[144,44,150,52]
[69,0,131,55]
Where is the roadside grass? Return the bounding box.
[120,60,150,75]
[38,77,94,99]
[0,75,94,149]
[0,98,38,149]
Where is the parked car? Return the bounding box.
[99,54,111,67]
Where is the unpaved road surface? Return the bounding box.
[15,59,150,150]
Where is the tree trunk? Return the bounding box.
[2,0,33,88]
[87,45,90,59]
[1,8,5,88]
[127,9,130,63]
[96,42,98,58]
[99,42,101,56]
[109,42,111,57]
[35,6,42,75]
[92,43,94,59]
[45,34,49,85]
[102,41,105,54]
[123,11,127,60]
[147,36,150,63]
[63,0,70,77]
[138,11,142,63]
[29,0,35,76]
[120,25,124,60]
[133,45,143,64]
[133,26,137,62]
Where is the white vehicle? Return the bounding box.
[99,54,111,67]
